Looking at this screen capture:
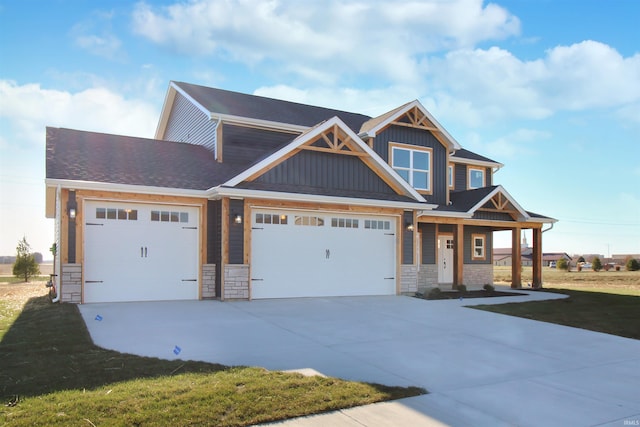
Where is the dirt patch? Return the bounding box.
[0,281,48,313]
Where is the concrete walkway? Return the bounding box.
[79,289,640,426]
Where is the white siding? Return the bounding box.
[164,92,218,155]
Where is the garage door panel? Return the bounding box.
[84,201,199,303]
[251,210,396,299]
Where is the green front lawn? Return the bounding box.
[473,288,640,340]
[0,288,423,426]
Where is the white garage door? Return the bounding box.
[251,209,397,299]
[84,201,199,303]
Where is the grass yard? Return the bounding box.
[474,267,640,340]
[0,282,423,426]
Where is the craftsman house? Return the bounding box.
[45,82,555,303]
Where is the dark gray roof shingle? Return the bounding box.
[174,81,372,133]
[46,127,243,190]
[451,148,499,164]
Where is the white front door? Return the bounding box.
[84,201,199,303]
[438,235,454,284]
[250,209,397,299]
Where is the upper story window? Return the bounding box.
[468,167,485,189]
[448,164,454,189]
[390,143,432,192]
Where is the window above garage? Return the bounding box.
[390,142,432,194]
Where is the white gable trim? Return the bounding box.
[223,116,427,202]
[360,100,462,151]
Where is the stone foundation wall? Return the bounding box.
[223,264,249,300]
[61,263,82,303]
[463,264,493,288]
[201,264,216,299]
[417,264,439,293]
[399,265,419,294]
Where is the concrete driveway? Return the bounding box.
[79,291,640,426]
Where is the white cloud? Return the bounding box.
[70,10,123,60]
[424,41,640,126]
[0,80,158,146]
[132,0,520,84]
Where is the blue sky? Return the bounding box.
[1,0,639,259]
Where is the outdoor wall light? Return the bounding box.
[69,208,77,219]
[406,222,415,232]
[234,213,243,224]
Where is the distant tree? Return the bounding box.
[33,252,43,264]
[557,258,569,271]
[626,257,640,272]
[12,237,40,282]
[591,257,602,272]
[577,256,586,264]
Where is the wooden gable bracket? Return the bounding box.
[392,106,439,132]
[299,124,367,157]
[478,192,520,220]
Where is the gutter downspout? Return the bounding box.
[542,222,554,233]
[51,185,62,303]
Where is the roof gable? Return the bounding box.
[224,117,427,202]
[359,100,462,151]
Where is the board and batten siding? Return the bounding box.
[419,223,436,264]
[254,150,397,195]
[223,124,297,165]
[164,92,218,155]
[228,199,244,264]
[374,125,448,205]
[464,226,492,264]
[453,164,493,191]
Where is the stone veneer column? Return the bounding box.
[399,265,419,294]
[462,264,494,289]
[61,263,82,303]
[201,264,217,299]
[223,264,249,300]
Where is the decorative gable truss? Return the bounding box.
[360,100,462,152]
[223,116,430,205]
[470,186,530,222]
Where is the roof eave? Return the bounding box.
[45,178,209,199]
[210,186,437,211]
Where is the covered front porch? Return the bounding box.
[416,185,556,290]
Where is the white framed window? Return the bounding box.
[468,167,485,189]
[390,143,432,192]
[472,234,485,260]
[448,164,454,189]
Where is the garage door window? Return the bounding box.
[96,207,138,221]
[364,219,391,230]
[255,213,288,225]
[331,217,359,228]
[294,215,324,226]
[151,210,189,223]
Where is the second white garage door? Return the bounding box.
[250,209,397,299]
[84,201,200,303]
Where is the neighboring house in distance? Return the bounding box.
[543,253,572,267]
[45,82,556,303]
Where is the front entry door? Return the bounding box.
[438,235,454,284]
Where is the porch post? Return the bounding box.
[532,227,542,288]
[453,223,464,289]
[511,227,522,288]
